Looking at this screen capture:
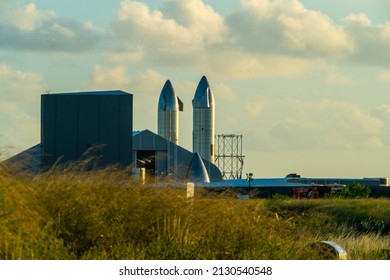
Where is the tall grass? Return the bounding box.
[1,162,390,259]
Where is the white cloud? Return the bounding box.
[300,100,383,135]
[325,72,352,85]
[344,13,372,27]
[378,71,390,82]
[96,0,390,82]
[0,2,104,52]
[344,13,390,66]
[204,51,324,78]
[364,136,384,149]
[92,64,166,93]
[105,0,390,78]
[93,64,131,89]
[0,64,44,102]
[102,49,145,65]
[259,99,385,151]
[111,0,227,64]
[106,0,358,79]
[371,105,390,146]
[161,0,227,45]
[3,3,55,32]
[245,97,267,118]
[226,0,354,56]
[51,23,76,38]
[0,64,45,150]
[213,83,236,101]
[224,115,240,127]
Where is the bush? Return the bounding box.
[338,183,371,199]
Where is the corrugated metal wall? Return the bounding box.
[41,91,133,169]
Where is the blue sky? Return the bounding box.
[1,0,390,178]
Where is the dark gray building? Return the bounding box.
[41,90,133,168]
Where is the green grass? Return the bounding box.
[1,163,390,260]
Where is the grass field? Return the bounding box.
[1,163,390,260]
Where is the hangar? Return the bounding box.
[132,130,221,181]
[5,88,222,182]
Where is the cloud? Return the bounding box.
[251,99,385,152]
[0,64,44,103]
[102,49,145,65]
[377,71,390,82]
[106,0,357,79]
[344,13,390,66]
[92,64,166,93]
[203,51,324,78]
[161,0,227,45]
[213,83,236,101]
[245,96,267,118]
[371,105,390,146]
[51,23,76,38]
[105,0,390,77]
[93,64,131,89]
[0,3,104,52]
[0,64,45,150]
[325,72,352,85]
[2,2,55,31]
[110,0,227,65]
[226,0,354,56]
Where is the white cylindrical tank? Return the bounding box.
[158,80,183,145]
[192,76,215,163]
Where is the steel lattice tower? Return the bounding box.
[215,134,244,179]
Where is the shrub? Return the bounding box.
[338,183,371,199]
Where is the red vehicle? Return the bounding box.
[292,187,319,199]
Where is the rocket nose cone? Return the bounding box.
[185,152,210,183]
[162,79,173,92]
[193,75,215,108]
[199,75,208,86]
[195,76,209,96]
[158,80,178,111]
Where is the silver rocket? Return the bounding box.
[158,80,183,144]
[192,75,215,163]
[185,152,210,183]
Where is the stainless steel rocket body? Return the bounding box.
[192,76,215,163]
[158,80,181,144]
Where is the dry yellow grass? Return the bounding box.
[1,162,390,259]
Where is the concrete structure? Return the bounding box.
[192,76,215,163]
[157,80,183,144]
[41,90,133,168]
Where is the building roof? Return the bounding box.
[42,90,132,96]
[2,144,41,173]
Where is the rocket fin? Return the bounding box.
[177,97,183,112]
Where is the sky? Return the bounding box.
[1,0,390,179]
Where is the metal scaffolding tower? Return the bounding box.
[215,134,245,179]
